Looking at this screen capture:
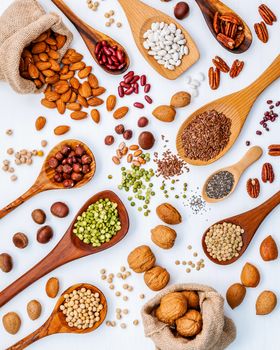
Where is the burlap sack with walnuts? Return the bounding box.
[142,283,236,350]
[0,0,73,94]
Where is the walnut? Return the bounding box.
[181,291,200,309]
[155,292,188,325]
[151,225,177,249]
[176,310,202,337]
[144,266,170,291]
[127,245,156,273]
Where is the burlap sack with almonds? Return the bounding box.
[0,0,72,94]
[142,283,236,350]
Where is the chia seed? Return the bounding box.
[206,170,234,199]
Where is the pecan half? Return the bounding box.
[208,67,220,90]
[220,13,241,25]
[258,4,277,26]
[234,31,245,48]
[217,33,235,49]
[254,21,269,43]
[230,60,244,78]
[212,56,230,73]
[247,178,260,198]
[228,23,238,39]
[262,163,275,183]
[268,144,280,156]
[213,12,220,34]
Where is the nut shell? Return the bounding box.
[144,266,170,291]
[152,105,176,122]
[151,225,177,249]
[260,235,278,261]
[127,245,156,273]
[156,203,182,225]
[176,310,202,337]
[2,312,21,335]
[170,91,191,108]
[27,300,42,320]
[155,292,188,325]
[226,283,246,309]
[256,290,277,315]
[181,291,200,309]
[241,262,260,288]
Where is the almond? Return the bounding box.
[152,105,176,122]
[91,109,100,124]
[170,91,191,108]
[39,53,49,62]
[56,99,66,115]
[69,52,83,63]
[54,125,70,135]
[60,71,75,81]
[241,262,260,288]
[49,59,60,72]
[48,50,60,60]
[28,64,39,79]
[41,99,56,109]
[67,103,82,111]
[78,66,92,79]
[113,106,129,119]
[87,97,104,107]
[260,235,278,261]
[256,291,277,315]
[106,95,117,111]
[69,62,86,71]
[70,111,88,120]
[54,81,69,94]
[35,116,46,131]
[226,283,246,309]
[60,89,72,103]
[45,74,59,85]
[36,61,51,71]
[45,91,60,102]
[80,81,92,98]
[69,91,77,103]
[88,74,99,88]
[56,34,67,49]
[77,95,89,108]
[42,69,55,77]
[70,77,80,90]
[32,42,47,54]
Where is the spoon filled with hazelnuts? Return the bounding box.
[0,140,96,219]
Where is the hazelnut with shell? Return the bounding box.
[176,309,202,337]
[181,291,200,309]
[144,266,170,291]
[127,245,156,273]
[155,292,188,325]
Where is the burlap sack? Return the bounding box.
[0,0,73,94]
[142,283,236,350]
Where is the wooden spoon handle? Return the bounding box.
[234,146,263,172]
[0,184,42,219]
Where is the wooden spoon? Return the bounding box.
[118,0,200,80]
[176,54,280,166]
[7,283,107,350]
[195,0,252,53]
[202,190,280,265]
[0,191,129,307]
[0,140,96,219]
[202,146,263,203]
[51,0,130,74]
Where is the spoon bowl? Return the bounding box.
[7,283,107,350]
[0,139,96,219]
[202,146,263,203]
[176,54,280,166]
[202,191,280,265]
[0,190,129,307]
[195,0,252,53]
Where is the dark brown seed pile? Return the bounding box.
[181,110,232,161]
[154,150,189,179]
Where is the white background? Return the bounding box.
[0,0,280,349]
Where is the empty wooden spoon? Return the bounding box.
[195,0,252,53]
[118,0,200,79]
[7,283,107,350]
[51,0,130,74]
[176,54,280,166]
[0,140,96,219]
[202,146,263,203]
[0,190,129,307]
[202,190,280,265]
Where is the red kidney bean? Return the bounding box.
[95,42,102,54]
[111,56,119,64]
[106,64,117,70]
[117,50,125,63]
[118,86,124,97]
[102,55,107,64]
[133,83,139,94]
[118,62,126,70]
[130,75,140,84]
[134,102,144,109]
[145,95,153,104]
[107,56,113,65]
[108,48,116,56]
[101,40,107,46]
[103,47,112,56]
[124,87,134,95]
[140,75,146,86]
[120,82,130,88]
[124,75,134,84]
[124,71,134,79]
[144,84,151,93]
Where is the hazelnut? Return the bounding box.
[155,292,187,325]
[127,245,156,273]
[81,154,92,164]
[31,209,46,224]
[151,225,177,249]
[156,203,182,225]
[12,232,29,249]
[181,291,200,309]
[123,129,133,140]
[63,179,75,188]
[115,124,125,134]
[137,117,149,128]
[37,225,53,244]
[174,1,190,20]
[0,253,13,273]
[75,144,86,156]
[144,266,170,291]
[175,310,202,337]
[48,157,59,169]
[105,135,115,145]
[138,131,155,150]
[50,202,69,218]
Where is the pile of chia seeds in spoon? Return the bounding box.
[206,171,235,199]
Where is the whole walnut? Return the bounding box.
[127,245,156,273]
[151,225,177,249]
[176,310,202,337]
[155,292,188,325]
[181,291,200,309]
[144,266,170,291]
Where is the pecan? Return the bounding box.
[228,23,238,39]
[258,4,277,26]
[217,33,235,49]
[230,60,244,78]
[268,144,280,156]
[208,67,220,90]
[234,30,245,48]
[247,178,260,198]
[220,13,241,25]
[262,163,275,183]
[213,12,220,34]
[212,56,230,73]
[254,21,269,43]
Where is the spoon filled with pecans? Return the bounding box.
[202,146,263,203]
